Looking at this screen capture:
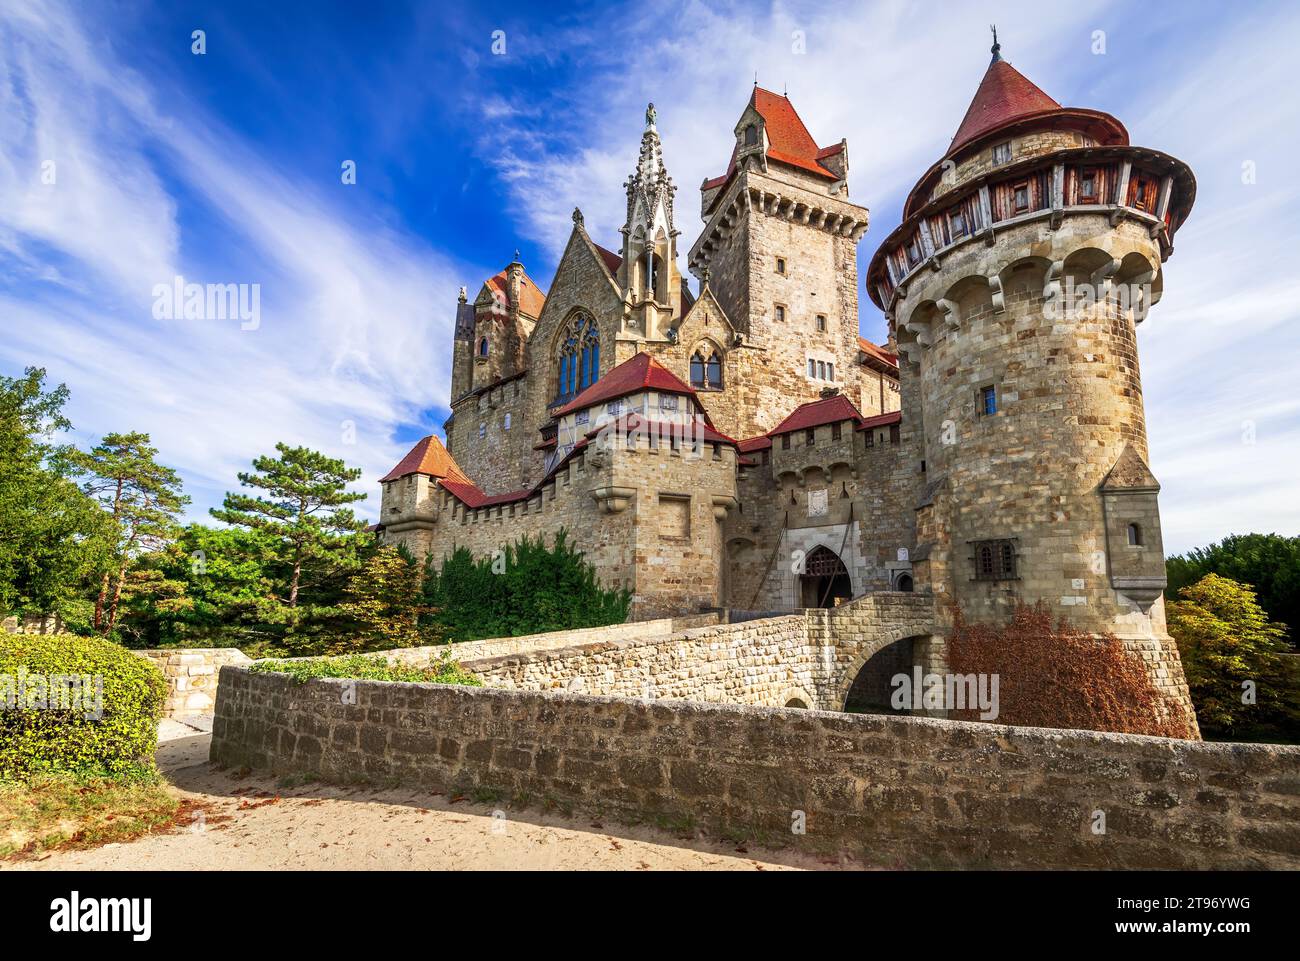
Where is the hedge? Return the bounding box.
[0,634,166,779]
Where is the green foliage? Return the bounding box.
[325,545,442,655]
[1167,574,1300,741]
[0,368,115,620]
[210,443,369,610]
[249,651,481,686]
[68,431,189,634]
[424,530,631,642]
[0,633,166,779]
[1167,533,1300,641]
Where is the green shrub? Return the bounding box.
[424,530,632,642]
[0,633,166,779]
[248,651,482,686]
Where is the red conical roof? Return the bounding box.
[947,56,1061,156]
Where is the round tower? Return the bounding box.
[866,36,1197,717]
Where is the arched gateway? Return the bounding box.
[800,545,851,608]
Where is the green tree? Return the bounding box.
[210,444,369,610]
[329,545,442,655]
[1166,534,1300,641]
[69,432,189,635]
[0,368,113,620]
[1167,574,1298,739]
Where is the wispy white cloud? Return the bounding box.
[0,0,487,523]
[465,0,1300,553]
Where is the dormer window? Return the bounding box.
[744,124,758,146]
[992,141,1012,166]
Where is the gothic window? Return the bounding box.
[478,336,489,357]
[972,539,1018,581]
[690,348,723,390]
[556,312,600,401]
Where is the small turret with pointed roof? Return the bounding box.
[620,101,683,339]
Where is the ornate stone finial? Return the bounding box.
[457,285,467,303]
[572,207,584,228]
[990,24,1002,63]
[645,102,657,129]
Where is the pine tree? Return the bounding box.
[70,432,189,634]
[210,444,368,610]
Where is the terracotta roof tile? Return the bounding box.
[738,435,772,453]
[593,243,622,277]
[857,410,901,431]
[947,58,1061,156]
[706,88,839,201]
[553,352,697,417]
[769,394,864,436]
[484,265,548,318]
[858,335,899,370]
[380,435,470,483]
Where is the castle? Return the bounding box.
[376,40,1198,719]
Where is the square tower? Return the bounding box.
[688,88,870,435]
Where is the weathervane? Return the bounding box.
[990,24,1002,62]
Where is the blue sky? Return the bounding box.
[1,0,1297,553]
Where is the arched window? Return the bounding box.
[556,313,600,400]
[478,336,489,357]
[690,347,722,390]
[1127,523,1143,547]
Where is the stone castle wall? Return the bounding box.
[134,647,251,717]
[211,667,1300,869]
[382,435,739,619]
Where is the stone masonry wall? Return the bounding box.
[211,668,1300,869]
[134,648,251,717]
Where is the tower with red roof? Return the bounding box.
[688,86,873,436]
[864,35,1198,724]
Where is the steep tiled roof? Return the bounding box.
[586,413,737,447]
[706,87,840,194]
[380,434,470,484]
[484,265,548,318]
[593,243,623,277]
[769,394,864,436]
[947,57,1061,156]
[858,335,899,371]
[553,352,697,417]
[738,435,772,453]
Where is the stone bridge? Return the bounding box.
[386,592,941,713]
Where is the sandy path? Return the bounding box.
[6,719,856,871]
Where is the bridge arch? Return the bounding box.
[833,630,944,715]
